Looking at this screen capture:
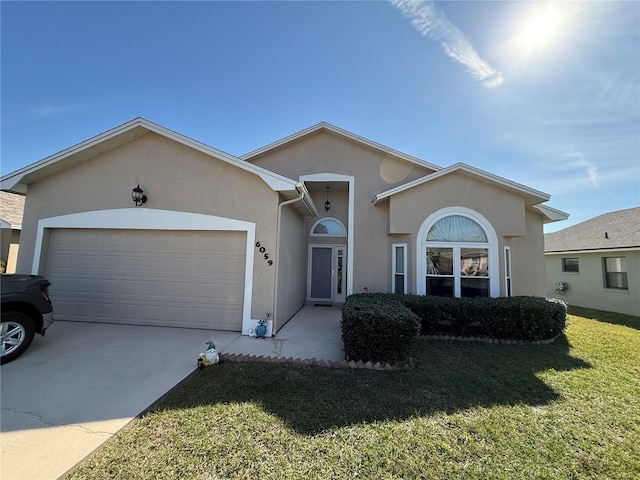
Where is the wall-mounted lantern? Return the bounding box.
[131,184,147,206]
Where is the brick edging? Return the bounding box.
[215,334,561,371]
[217,353,405,370]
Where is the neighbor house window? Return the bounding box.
[603,257,628,290]
[562,258,579,273]
[392,244,407,294]
[423,214,491,298]
[310,218,347,236]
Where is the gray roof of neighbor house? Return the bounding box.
[0,191,25,229]
[545,206,640,253]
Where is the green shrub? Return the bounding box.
[343,294,566,348]
[342,294,420,363]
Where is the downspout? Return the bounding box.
[272,183,306,335]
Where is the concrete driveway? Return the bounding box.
[1,321,241,480]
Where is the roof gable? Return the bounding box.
[0,118,306,196]
[373,163,551,206]
[241,122,442,172]
[545,206,640,252]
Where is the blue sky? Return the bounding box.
[2,1,638,232]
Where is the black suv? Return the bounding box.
[1,274,54,364]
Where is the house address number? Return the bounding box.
[255,241,273,266]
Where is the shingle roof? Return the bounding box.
[0,191,25,228]
[545,206,640,252]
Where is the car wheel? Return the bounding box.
[1,311,35,365]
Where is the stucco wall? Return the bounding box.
[508,208,547,296]
[275,201,308,330]
[388,173,526,236]
[546,250,640,317]
[388,173,548,297]
[17,132,280,320]
[249,131,435,295]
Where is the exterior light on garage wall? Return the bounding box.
[131,184,147,206]
[324,186,331,212]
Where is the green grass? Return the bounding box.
[67,307,640,480]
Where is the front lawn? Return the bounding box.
[67,307,640,479]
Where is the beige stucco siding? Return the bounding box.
[388,173,526,236]
[507,208,547,296]
[249,131,435,295]
[275,202,308,330]
[17,132,279,320]
[546,250,640,317]
[249,132,434,190]
[389,174,545,297]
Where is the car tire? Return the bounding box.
[1,311,36,365]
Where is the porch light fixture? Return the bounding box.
[324,186,331,212]
[131,183,147,206]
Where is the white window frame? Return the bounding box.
[310,217,347,237]
[504,246,512,297]
[417,207,499,297]
[392,243,408,294]
[603,256,628,290]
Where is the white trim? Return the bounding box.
[310,217,347,237]
[545,247,640,255]
[241,122,442,172]
[1,117,302,193]
[374,163,550,205]
[504,246,512,297]
[392,243,408,294]
[300,173,355,296]
[533,204,569,223]
[32,208,256,335]
[416,207,499,297]
[307,243,347,302]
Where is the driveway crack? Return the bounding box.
[2,408,113,436]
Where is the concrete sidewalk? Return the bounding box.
[221,304,344,361]
[0,304,343,480]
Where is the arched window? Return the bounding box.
[418,208,498,298]
[310,218,347,236]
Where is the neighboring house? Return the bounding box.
[0,118,568,336]
[0,191,25,273]
[545,207,640,317]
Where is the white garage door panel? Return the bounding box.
[46,229,246,330]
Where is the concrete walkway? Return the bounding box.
[221,304,344,361]
[0,304,343,480]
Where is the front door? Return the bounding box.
[308,245,346,303]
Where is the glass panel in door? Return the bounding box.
[310,247,333,300]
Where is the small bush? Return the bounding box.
[343,294,566,353]
[342,294,420,363]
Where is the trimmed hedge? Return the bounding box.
[403,295,567,341]
[341,295,421,363]
[341,294,567,362]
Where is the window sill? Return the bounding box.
[603,288,629,294]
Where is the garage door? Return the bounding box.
[45,229,246,330]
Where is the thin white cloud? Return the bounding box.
[563,149,599,187]
[391,0,504,88]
